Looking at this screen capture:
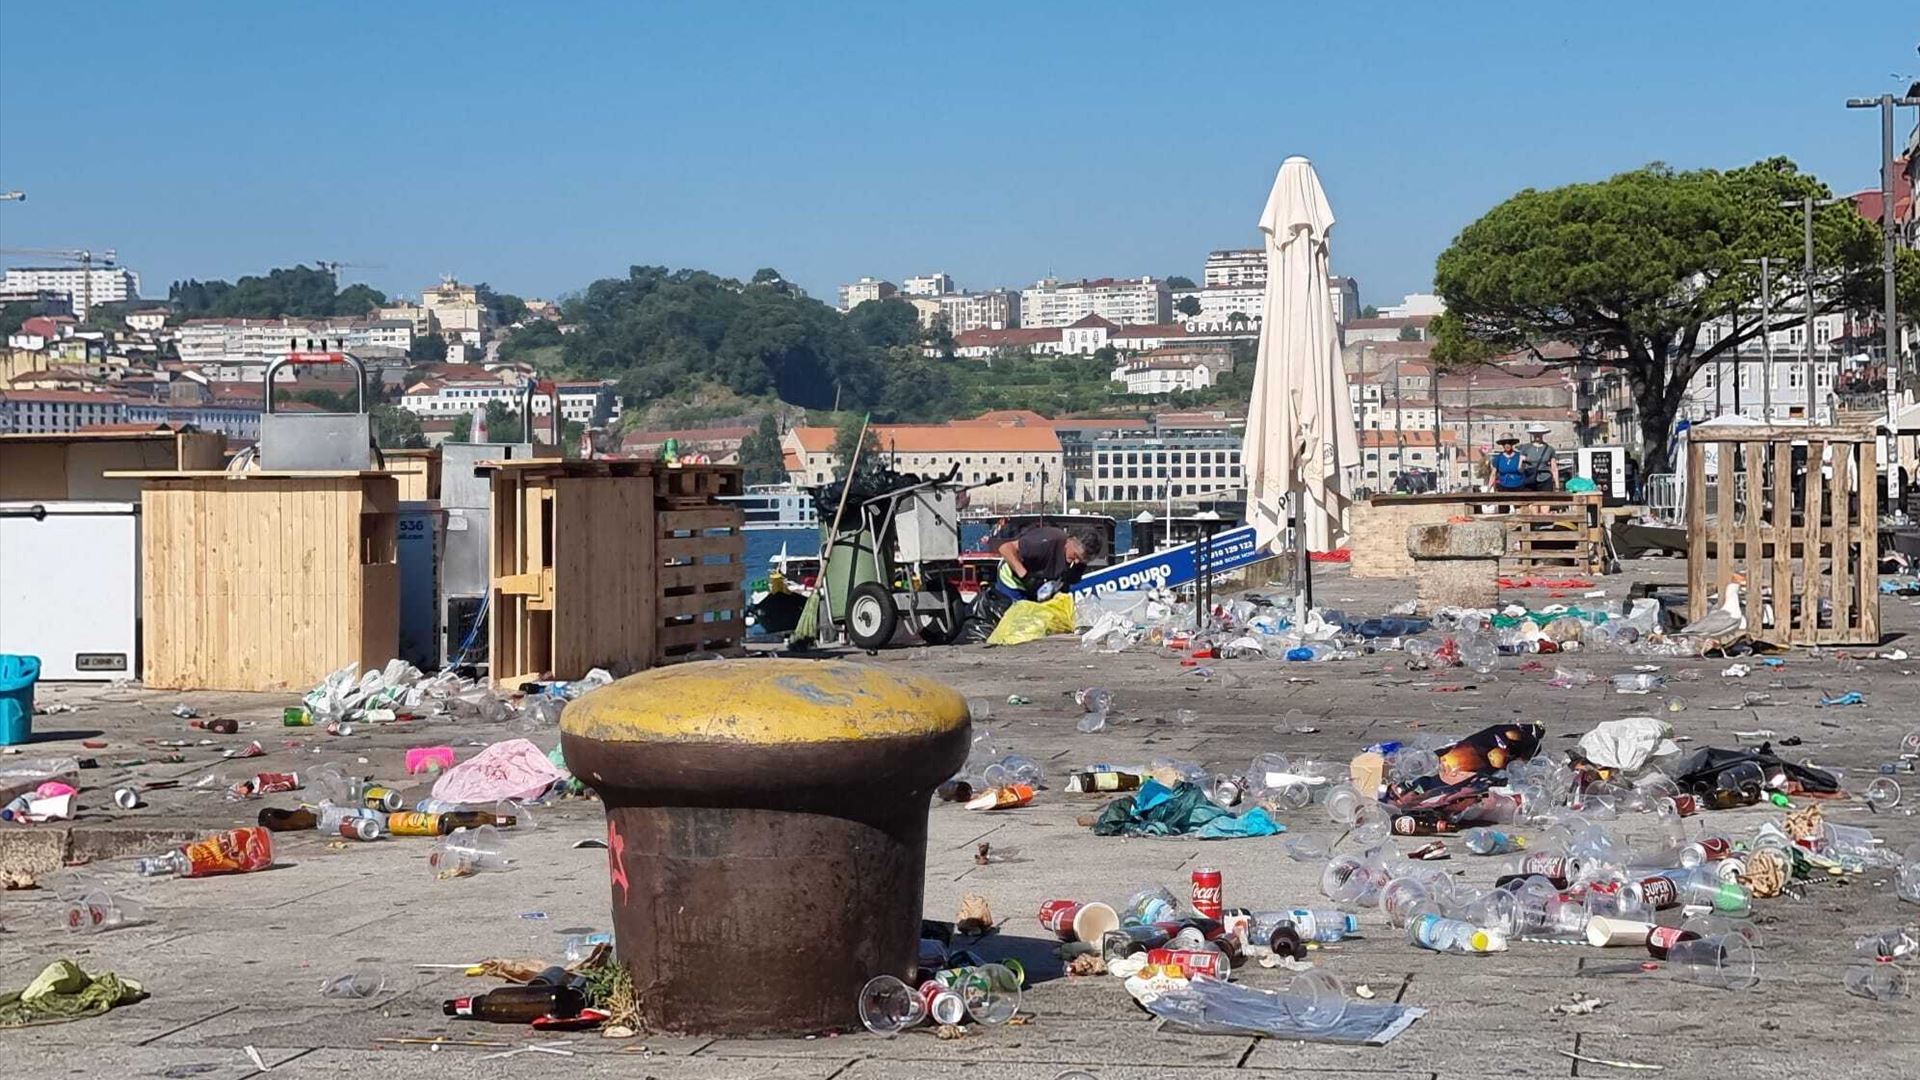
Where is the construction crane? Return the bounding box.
[0,191,24,202]
[0,246,117,318]
[314,259,385,283]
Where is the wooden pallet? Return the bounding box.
[1686,425,1879,646]
[486,459,746,685]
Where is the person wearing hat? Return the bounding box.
[1521,422,1560,491]
[1486,434,1533,492]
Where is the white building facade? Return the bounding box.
[838,277,897,311]
[1203,250,1265,288]
[2,266,141,318]
[0,390,130,433]
[1089,434,1243,503]
[1021,277,1170,329]
[936,290,1021,333]
[902,273,955,297]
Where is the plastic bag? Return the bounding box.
[985,594,1077,646]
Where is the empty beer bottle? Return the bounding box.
[1645,925,1701,960]
[443,983,586,1023]
[258,806,318,832]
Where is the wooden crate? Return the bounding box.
[486,460,744,686]
[1686,425,1879,646]
[2,429,225,501]
[128,471,399,691]
[1355,492,1604,576]
[380,447,440,501]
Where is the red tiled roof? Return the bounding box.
[1111,323,1190,339]
[1345,315,1436,330]
[0,389,131,404]
[790,424,1061,454]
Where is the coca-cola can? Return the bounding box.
[1670,793,1699,817]
[338,817,379,841]
[1191,867,1223,919]
[1038,899,1084,938]
[917,979,966,1026]
[1147,946,1228,979]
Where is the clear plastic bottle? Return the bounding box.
[1408,913,1507,953]
[1284,907,1360,943]
[1463,827,1523,855]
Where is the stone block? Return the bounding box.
[1407,521,1506,559]
[1415,558,1499,613]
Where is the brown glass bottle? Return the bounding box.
[1645,925,1700,960]
[439,811,501,833]
[443,984,586,1023]
[257,806,317,832]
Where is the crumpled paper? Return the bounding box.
[0,960,146,1028]
[1576,717,1679,771]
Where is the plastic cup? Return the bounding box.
[1284,967,1348,1030]
[427,825,512,879]
[62,891,143,933]
[966,697,993,724]
[1076,710,1109,734]
[1843,961,1908,1002]
[1076,687,1113,714]
[954,962,1022,1025]
[320,970,387,999]
[1666,933,1757,990]
[1378,876,1439,929]
[1248,752,1291,792]
[1324,783,1367,825]
[858,974,926,1035]
[1284,833,1329,862]
[1320,854,1387,904]
[1864,777,1901,810]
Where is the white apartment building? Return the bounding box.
[125,308,170,332]
[1203,250,1265,288]
[125,401,264,441]
[398,377,525,418]
[0,390,130,433]
[1679,311,1854,424]
[174,317,410,378]
[531,380,622,428]
[902,273,955,297]
[838,277,897,311]
[1088,434,1243,503]
[2,266,141,319]
[1021,277,1170,329]
[1174,285,1264,332]
[784,424,1064,510]
[423,279,490,340]
[1379,292,1446,319]
[936,290,1021,333]
[1110,346,1233,395]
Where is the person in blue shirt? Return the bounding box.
[1486,435,1533,492]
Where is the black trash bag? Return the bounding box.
[1668,744,1840,796]
[957,585,1016,644]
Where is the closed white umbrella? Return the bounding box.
[1242,156,1360,607]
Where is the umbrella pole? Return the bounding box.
[1293,479,1314,615]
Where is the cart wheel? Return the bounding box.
[915,579,966,646]
[846,582,899,650]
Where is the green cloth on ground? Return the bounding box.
[0,960,147,1028]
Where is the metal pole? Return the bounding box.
[1848,93,1920,416]
[1803,199,1816,421]
[1759,257,1773,422]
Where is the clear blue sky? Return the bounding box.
[1,3,1914,310]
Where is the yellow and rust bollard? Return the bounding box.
[561,658,970,1035]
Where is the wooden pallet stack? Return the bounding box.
[1685,425,1878,646]
[486,459,744,687]
[1494,494,1605,575]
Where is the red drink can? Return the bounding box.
[1670,793,1699,817]
[1190,867,1223,919]
[1038,899,1083,939]
[1147,946,1228,979]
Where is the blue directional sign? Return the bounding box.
[1071,524,1266,597]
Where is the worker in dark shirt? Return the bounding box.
[993,525,1088,602]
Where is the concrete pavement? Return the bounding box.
[3,558,1917,1079]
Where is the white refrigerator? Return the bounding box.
[0,501,141,680]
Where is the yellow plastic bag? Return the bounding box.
[985,594,1077,646]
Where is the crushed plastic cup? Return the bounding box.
[982,755,1043,789]
[428,825,514,880]
[1075,687,1113,715]
[1122,884,1183,926]
[1076,710,1109,734]
[1386,747,1439,784]
[563,932,613,963]
[858,974,927,1035]
[1284,834,1330,862]
[320,970,388,999]
[1844,960,1909,1002]
[1865,777,1902,810]
[966,698,993,724]
[1321,853,1389,904]
[1666,932,1757,990]
[61,891,144,933]
[1324,783,1369,825]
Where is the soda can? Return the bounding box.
[1037,899,1119,943]
[1636,874,1681,910]
[1146,946,1228,979]
[917,980,967,1026]
[282,707,313,726]
[113,787,141,809]
[252,771,301,796]
[363,786,404,812]
[339,817,382,841]
[1670,793,1699,817]
[385,811,442,836]
[1190,867,1223,919]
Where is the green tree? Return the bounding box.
[0,302,32,337]
[845,297,921,349]
[371,404,427,448]
[1397,323,1423,342]
[475,283,528,327]
[561,420,586,459]
[498,319,564,361]
[1174,295,1202,317]
[409,332,449,365]
[166,265,385,317]
[1166,275,1197,290]
[335,283,385,315]
[452,414,473,442]
[483,399,526,443]
[738,414,786,484]
[1359,305,1380,319]
[1433,158,1879,468]
[831,412,881,479]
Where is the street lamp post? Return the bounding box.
[1780,196,1845,422]
[1845,92,1920,409]
[1741,257,1778,421]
